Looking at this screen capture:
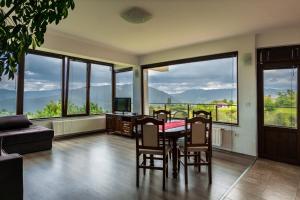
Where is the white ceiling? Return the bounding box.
[49,0,300,55]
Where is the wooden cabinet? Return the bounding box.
[105,113,144,137]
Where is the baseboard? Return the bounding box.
[212,147,257,160]
[54,129,106,140]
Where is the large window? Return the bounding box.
[143,52,238,124]
[67,60,88,115]
[24,53,63,119]
[90,64,112,114]
[115,69,133,99]
[2,50,114,119]
[0,76,17,116]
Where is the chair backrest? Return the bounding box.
[185,116,212,147]
[153,110,171,122]
[135,117,165,150]
[192,110,212,119]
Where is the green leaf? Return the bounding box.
[0,0,76,81]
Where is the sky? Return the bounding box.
[264,68,297,91]
[0,53,113,91]
[146,57,238,94]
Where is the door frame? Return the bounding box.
[257,58,300,164]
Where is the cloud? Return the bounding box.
[147,57,237,94]
[264,68,297,90]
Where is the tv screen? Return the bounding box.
[114,98,131,113]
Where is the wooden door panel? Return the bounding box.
[263,127,298,164]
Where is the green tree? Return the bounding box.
[90,102,104,114]
[264,95,275,111]
[0,0,75,80]
[275,90,296,107]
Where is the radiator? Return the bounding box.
[52,117,105,136]
[221,129,233,150]
[212,127,222,146]
[212,127,233,150]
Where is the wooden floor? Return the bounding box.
[23,134,254,200]
[225,159,300,200]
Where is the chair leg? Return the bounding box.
[166,154,169,178]
[136,154,140,187]
[163,155,166,190]
[198,152,201,172]
[178,149,181,171]
[209,153,212,184]
[143,154,146,175]
[150,154,154,166]
[184,153,188,185]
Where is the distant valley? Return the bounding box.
[0,84,284,113]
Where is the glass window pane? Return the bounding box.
[144,56,238,123]
[90,64,112,114]
[67,60,87,115]
[0,76,17,116]
[116,70,133,100]
[24,54,62,119]
[264,68,297,128]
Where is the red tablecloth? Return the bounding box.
[159,120,185,131]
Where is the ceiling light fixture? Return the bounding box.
[121,7,152,24]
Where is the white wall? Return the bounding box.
[139,34,258,156]
[256,26,300,48]
[39,29,138,66]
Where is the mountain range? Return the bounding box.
[0,84,285,113]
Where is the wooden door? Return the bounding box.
[258,65,300,164]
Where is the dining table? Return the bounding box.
[159,120,187,179]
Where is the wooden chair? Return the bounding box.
[192,110,212,119]
[153,110,171,122]
[178,116,212,185]
[135,117,171,190]
[153,110,172,145]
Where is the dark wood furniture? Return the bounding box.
[192,110,212,118]
[178,116,212,185]
[162,125,186,179]
[257,45,300,165]
[106,113,143,137]
[135,117,171,190]
[153,110,171,122]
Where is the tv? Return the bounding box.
[114,98,131,113]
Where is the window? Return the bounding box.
[264,68,297,128]
[1,50,114,118]
[67,60,87,115]
[24,53,63,119]
[90,63,113,114]
[0,76,17,116]
[115,70,133,99]
[143,52,238,124]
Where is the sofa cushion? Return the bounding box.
[2,125,54,145]
[0,115,32,131]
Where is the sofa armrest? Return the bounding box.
[0,153,23,200]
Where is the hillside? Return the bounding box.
[0,84,286,113]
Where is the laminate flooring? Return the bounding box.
[23,133,254,200]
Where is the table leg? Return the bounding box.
[0,137,3,156]
[172,138,178,178]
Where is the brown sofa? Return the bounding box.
[0,115,54,154]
